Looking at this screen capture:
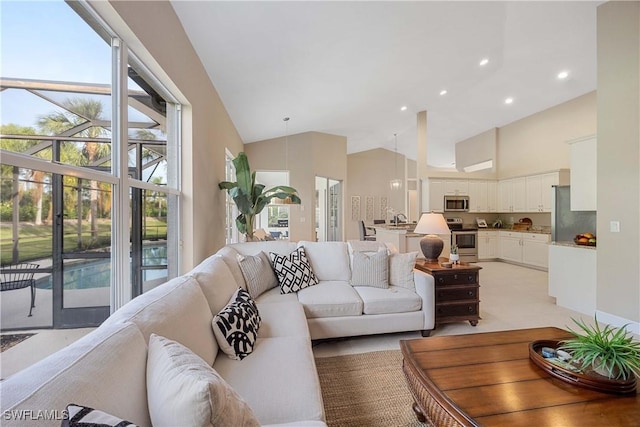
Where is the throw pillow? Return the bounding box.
[270,247,319,294]
[146,334,260,427]
[237,251,278,299]
[389,251,418,290]
[62,404,137,427]
[212,288,261,360]
[350,249,389,288]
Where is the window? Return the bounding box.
[224,151,239,244]
[0,1,181,329]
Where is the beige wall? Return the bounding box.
[497,92,597,179]
[100,1,244,271]
[245,132,347,242]
[347,148,406,241]
[455,128,497,172]
[596,1,640,324]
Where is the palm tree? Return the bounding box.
[38,98,110,240]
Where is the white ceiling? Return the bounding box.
[171,1,599,168]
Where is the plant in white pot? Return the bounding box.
[219,152,301,241]
[559,316,640,380]
[449,245,459,264]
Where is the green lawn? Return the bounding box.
[0,218,167,265]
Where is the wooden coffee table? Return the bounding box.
[401,327,640,426]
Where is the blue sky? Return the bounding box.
[1,0,111,127]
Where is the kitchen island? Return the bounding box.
[548,241,596,316]
[375,225,451,256]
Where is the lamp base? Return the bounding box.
[420,234,444,263]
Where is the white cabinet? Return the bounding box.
[425,179,444,212]
[522,233,550,269]
[569,136,597,211]
[499,231,523,262]
[525,172,561,212]
[487,180,498,212]
[499,231,550,269]
[548,244,596,316]
[444,179,468,195]
[467,180,487,212]
[498,178,526,212]
[478,230,499,260]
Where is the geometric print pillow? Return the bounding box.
[62,404,137,427]
[270,247,319,294]
[212,288,261,360]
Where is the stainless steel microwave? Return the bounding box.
[444,195,470,212]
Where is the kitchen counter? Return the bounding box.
[374,226,450,255]
[551,241,597,250]
[481,226,551,234]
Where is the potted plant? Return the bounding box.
[219,152,301,241]
[559,316,640,380]
[449,245,460,264]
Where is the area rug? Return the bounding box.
[315,350,423,427]
[1,333,35,352]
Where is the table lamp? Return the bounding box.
[413,212,451,262]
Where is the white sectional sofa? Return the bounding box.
[0,240,434,426]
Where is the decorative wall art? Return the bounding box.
[365,196,374,221]
[351,196,361,221]
[380,197,388,220]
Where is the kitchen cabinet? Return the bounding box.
[525,172,563,212]
[487,180,498,212]
[498,231,550,269]
[568,136,597,211]
[498,178,526,212]
[444,179,468,195]
[478,230,498,260]
[424,179,444,212]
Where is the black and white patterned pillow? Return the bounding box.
[270,247,319,294]
[212,288,261,360]
[62,404,137,427]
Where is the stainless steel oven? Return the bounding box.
[451,230,478,262]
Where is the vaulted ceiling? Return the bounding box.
[171,1,599,168]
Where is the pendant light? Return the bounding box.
[389,133,402,190]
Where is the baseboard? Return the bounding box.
[595,310,640,335]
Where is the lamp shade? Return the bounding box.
[414,212,451,262]
[414,212,451,235]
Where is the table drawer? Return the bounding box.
[434,273,478,285]
[436,302,479,317]
[436,285,479,302]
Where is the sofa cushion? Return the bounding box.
[297,281,363,318]
[270,247,319,294]
[389,251,419,290]
[62,404,137,427]
[213,336,325,425]
[256,301,310,339]
[216,246,248,290]
[147,334,260,427]
[213,288,261,360]
[350,249,389,288]
[254,286,299,304]
[104,275,218,366]
[189,254,241,316]
[354,285,422,315]
[297,241,350,281]
[237,251,278,299]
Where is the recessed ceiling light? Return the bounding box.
[504,97,514,105]
[557,70,569,79]
[440,89,447,96]
[479,58,489,66]
[400,106,408,111]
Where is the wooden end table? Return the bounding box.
[415,259,482,336]
[401,327,640,426]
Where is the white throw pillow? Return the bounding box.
[350,249,389,288]
[389,251,418,290]
[146,334,260,427]
[270,247,319,294]
[212,288,261,360]
[237,251,278,299]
